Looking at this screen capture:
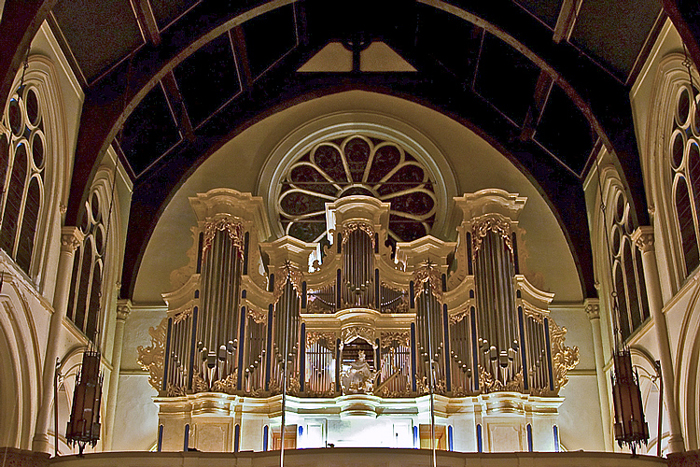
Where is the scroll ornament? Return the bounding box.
[203,217,244,252]
[342,325,376,345]
[479,366,524,393]
[380,331,411,349]
[549,320,579,394]
[273,260,304,303]
[413,260,443,301]
[471,215,513,257]
[137,318,167,393]
[248,308,267,324]
[306,331,337,350]
[340,221,375,247]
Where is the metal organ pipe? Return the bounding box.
[474,227,520,389]
[193,225,244,389]
[343,228,374,308]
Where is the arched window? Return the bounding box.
[66,190,106,341]
[610,190,650,340]
[669,84,700,278]
[0,86,45,275]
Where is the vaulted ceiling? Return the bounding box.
[3,0,700,300]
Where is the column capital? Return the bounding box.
[631,226,655,253]
[116,298,132,322]
[60,226,84,253]
[584,298,600,320]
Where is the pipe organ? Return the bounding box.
[140,188,578,453]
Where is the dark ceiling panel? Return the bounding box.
[117,83,181,176]
[242,4,298,78]
[173,34,241,127]
[52,0,144,82]
[570,0,661,78]
[150,0,200,30]
[515,0,564,28]
[535,84,594,175]
[474,34,540,127]
[416,4,482,81]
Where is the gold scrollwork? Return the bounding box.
[137,318,167,393]
[549,319,579,393]
[273,260,304,303]
[340,221,375,247]
[380,331,410,349]
[173,307,193,324]
[166,383,186,397]
[341,325,376,346]
[471,215,513,257]
[211,372,238,394]
[191,369,209,393]
[248,308,267,324]
[478,366,524,393]
[203,217,244,252]
[306,331,337,350]
[449,308,470,325]
[413,260,443,301]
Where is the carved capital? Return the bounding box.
[116,299,132,322]
[585,303,600,320]
[631,226,655,253]
[60,226,84,253]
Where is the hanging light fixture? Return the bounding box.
[65,346,103,456]
[610,330,649,454]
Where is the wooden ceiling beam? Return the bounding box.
[230,26,254,90]
[519,71,554,142]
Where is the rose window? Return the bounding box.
[278,135,437,242]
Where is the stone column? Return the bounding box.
[632,226,685,453]
[33,227,84,453]
[585,299,613,450]
[103,299,131,450]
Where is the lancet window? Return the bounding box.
[670,84,700,277]
[66,189,106,341]
[609,190,650,340]
[0,85,45,274]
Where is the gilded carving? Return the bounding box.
[341,325,376,345]
[211,372,238,394]
[248,308,267,324]
[166,383,186,397]
[306,331,337,349]
[380,331,410,349]
[273,260,304,303]
[478,366,524,393]
[413,260,443,301]
[340,221,375,247]
[137,317,167,393]
[173,307,192,324]
[472,215,513,256]
[202,217,244,252]
[191,369,209,393]
[449,308,470,325]
[549,319,579,393]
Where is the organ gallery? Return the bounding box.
[138,188,579,452]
